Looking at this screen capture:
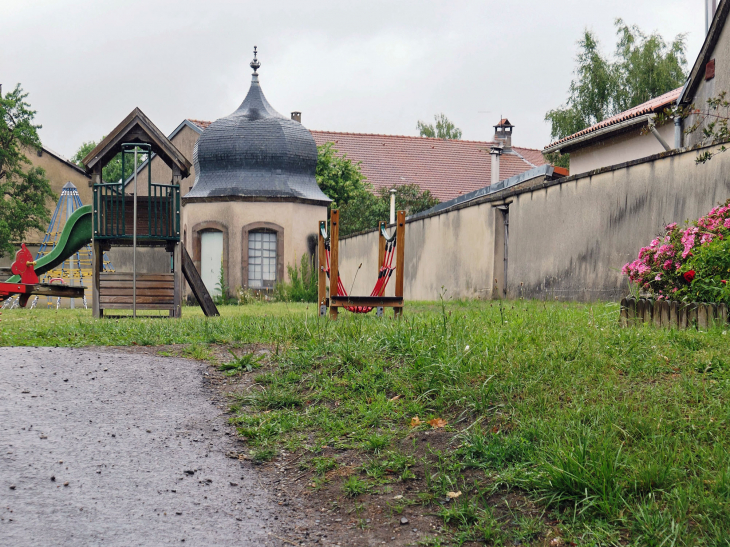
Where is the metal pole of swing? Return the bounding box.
[389,188,396,225]
[67,185,75,309]
[133,147,138,318]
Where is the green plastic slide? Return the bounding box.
[6,205,93,283]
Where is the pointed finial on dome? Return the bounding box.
[250,46,260,74]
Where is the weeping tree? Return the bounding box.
[546,19,688,167]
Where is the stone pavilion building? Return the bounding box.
[181,49,330,296]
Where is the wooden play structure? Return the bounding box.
[83,108,218,318]
[318,209,405,319]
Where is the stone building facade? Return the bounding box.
[180,51,329,297]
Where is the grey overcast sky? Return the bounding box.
[2,0,706,158]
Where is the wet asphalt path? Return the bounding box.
[1,348,287,546]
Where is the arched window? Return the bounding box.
[242,222,284,290]
[248,230,277,288]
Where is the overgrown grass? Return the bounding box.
[3,300,730,544]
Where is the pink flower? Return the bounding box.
[665,222,677,231]
[681,227,698,258]
[655,273,662,281]
[724,218,730,229]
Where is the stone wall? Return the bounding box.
[338,202,499,301]
[338,143,730,302]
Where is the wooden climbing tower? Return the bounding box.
[83,108,218,318]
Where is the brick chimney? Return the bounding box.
[291,111,301,123]
[494,118,513,150]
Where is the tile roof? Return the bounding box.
[188,119,212,130]
[310,131,547,202]
[545,87,682,151]
[183,121,547,202]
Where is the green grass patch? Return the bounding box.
[4,300,730,543]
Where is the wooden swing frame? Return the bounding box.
[318,209,405,319]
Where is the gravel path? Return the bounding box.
[0,348,292,546]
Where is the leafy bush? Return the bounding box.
[316,142,439,236]
[275,254,318,302]
[623,199,730,303]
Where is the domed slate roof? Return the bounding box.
[184,48,330,205]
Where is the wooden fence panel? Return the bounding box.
[619,298,728,329]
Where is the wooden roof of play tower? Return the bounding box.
[82,107,191,178]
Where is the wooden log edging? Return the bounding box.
[620,297,729,329]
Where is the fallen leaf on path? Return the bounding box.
[447,491,462,499]
[409,417,422,427]
[428,418,447,428]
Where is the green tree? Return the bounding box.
[614,19,687,111]
[546,19,687,167]
[417,113,462,139]
[0,84,56,258]
[316,143,440,236]
[72,139,147,183]
[370,184,439,219]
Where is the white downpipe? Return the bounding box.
[389,189,396,224]
[490,147,502,186]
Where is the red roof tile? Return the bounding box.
[188,119,212,130]
[311,131,546,202]
[544,87,682,151]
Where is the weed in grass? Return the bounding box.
[252,446,276,462]
[232,411,299,444]
[362,459,386,480]
[511,514,544,543]
[182,344,214,362]
[438,496,481,526]
[219,350,263,375]
[387,501,406,515]
[474,513,505,544]
[243,387,302,410]
[343,476,370,497]
[362,432,390,453]
[382,451,416,475]
[458,429,534,469]
[311,456,338,475]
[533,428,627,519]
[631,496,687,547]
[427,450,463,495]
[283,434,305,452]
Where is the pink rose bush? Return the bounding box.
[623,199,730,303]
